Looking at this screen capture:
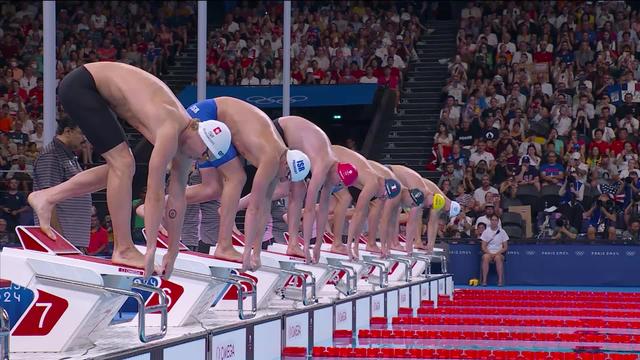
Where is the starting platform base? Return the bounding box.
[5,274,453,360]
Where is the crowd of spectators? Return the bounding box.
[0,1,195,247]
[435,1,640,243]
[204,1,427,110]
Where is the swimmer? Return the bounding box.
[386,165,428,254]
[237,116,358,263]
[182,98,310,271]
[330,146,401,260]
[28,62,232,279]
[420,178,461,253]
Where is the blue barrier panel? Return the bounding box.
[449,243,640,286]
[177,84,379,109]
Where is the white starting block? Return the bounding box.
[320,232,412,283]
[0,226,169,353]
[273,232,390,289]
[259,233,360,298]
[210,231,318,307]
[397,234,449,274]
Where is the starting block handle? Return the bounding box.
[410,253,432,277]
[388,255,413,282]
[131,283,168,343]
[362,257,388,288]
[0,306,9,360]
[209,273,257,320]
[326,262,357,297]
[34,274,168,344]
[276,262,318,306]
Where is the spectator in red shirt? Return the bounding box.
[350,61,365,79]
[87,208,110,256]
[8,80,28,103]
[610,128,632,156]
[96,39,117,61]
[378,66,400,112]
[588,129,610,156]
[28,79,43,105]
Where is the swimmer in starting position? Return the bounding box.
[28,62,232,278]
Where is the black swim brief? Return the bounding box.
[272,117,288,146]
[58,65,126,155]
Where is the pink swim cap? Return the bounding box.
[337,162,358,186]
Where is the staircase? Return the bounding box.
[162,40,198,94]
[376,20,459,183]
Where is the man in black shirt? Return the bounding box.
[0,178,29,232]
[455,118,479,149]
[616,93,638,120]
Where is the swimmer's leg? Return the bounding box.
[286,181,306,258]
[213,162,245,262]
[29,164,109,239]
[365,199,382,253]
[102,143,146,269]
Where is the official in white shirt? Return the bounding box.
[480,214,509,286]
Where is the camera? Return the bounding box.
[555,218,566,227]
[626,177,633,184]
[566,175,576,184]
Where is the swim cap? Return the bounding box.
[197,120,232,159]
[432,193,446,210]
[409,188,425,207]
[287,149,311,182]
[337,162,358,186]
[384,179,401,199]
[449,201,461,217]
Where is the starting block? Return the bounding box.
[0,226,168,353]
[139,229,259,320]
[397,234,449,274]
[209,231,318,307]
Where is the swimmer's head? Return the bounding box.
[196,120,232,160]
[282,149,311,182]
[380,178,401,200]
[330,162,358,189]
[409,188,425,207]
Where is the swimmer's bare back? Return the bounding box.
[389,165,427,193]
[84,62,189,142]
[215,97,286,165]
[331,145,376,190]
[277,116,337,168]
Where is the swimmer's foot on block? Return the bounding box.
[286,244,306,258]
[28,191,57,239]
[213,246,244,263]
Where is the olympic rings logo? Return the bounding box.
[245,95,308,105]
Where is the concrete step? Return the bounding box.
[395,113,440,120]
[393,119,439,127]
[381,148,430,155]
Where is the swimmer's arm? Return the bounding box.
[347,182,376,247]
[244,159,279,248]
[164,156,190,255]
[302,167,328,250]
[404,206,422,254]
[185,167,220,204]
[145,130,179,255]
[238,181,289,210]
[425,208,439,252]
[313,179,333,248]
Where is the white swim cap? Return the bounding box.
[449,201,461,217]
[197,120,232,159]
[287,149,311,182]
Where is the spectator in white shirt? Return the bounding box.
[473,175,499,206]
[19,68,37,92]
[475,203,503,228]
[592,118,616,143]
[480,214,509,286]
[90,9,107,30]
[240,68,260,85]
[618,113,640,133]
[260,68,280,85]
[553,105,573,136]
[359,66,378,84]
[469,140,496,169]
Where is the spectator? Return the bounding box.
[0,178,29,232]
[32,117,91,249]
[0,217,17,248]
[622,218,640,242]
[584,193,617,241]
[87,206,110,256]
[540,152,565,186]
[473,175,499,208]
[480,214,508,286]
[515,156,541,191]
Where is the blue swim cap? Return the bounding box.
[384,179,401,199]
